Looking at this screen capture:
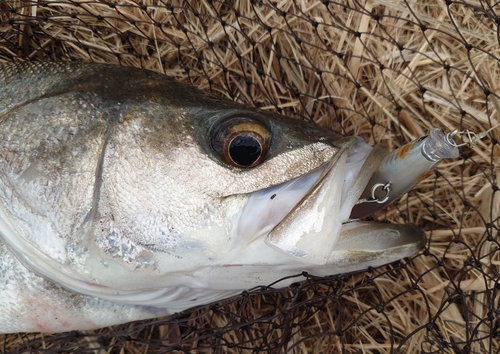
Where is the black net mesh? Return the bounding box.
[1,0,499,353]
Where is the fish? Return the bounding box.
[0,62,428,334]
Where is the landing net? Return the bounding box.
[1,1,499,353]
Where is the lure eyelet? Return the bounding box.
[212,119,270,168]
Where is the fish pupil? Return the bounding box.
[229,135,262,166]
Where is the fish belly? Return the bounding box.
[0,241,169,333]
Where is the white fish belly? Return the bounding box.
[0,241,169,333]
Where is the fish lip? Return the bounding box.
[235,157,331,245]
[263,144,350,264]
[334,221,427,251]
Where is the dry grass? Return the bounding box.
[0,0,499,353]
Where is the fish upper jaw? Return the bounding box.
[264,144,348,264]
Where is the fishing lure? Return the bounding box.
[350,128,460,219]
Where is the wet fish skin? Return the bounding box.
[1,241,169,332]
[0,62,425,333]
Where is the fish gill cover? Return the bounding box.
[0,0,499,353]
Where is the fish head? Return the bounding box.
[0,63,425,310]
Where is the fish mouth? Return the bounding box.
[238,138,426,265]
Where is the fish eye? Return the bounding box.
[212,120,270,168]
